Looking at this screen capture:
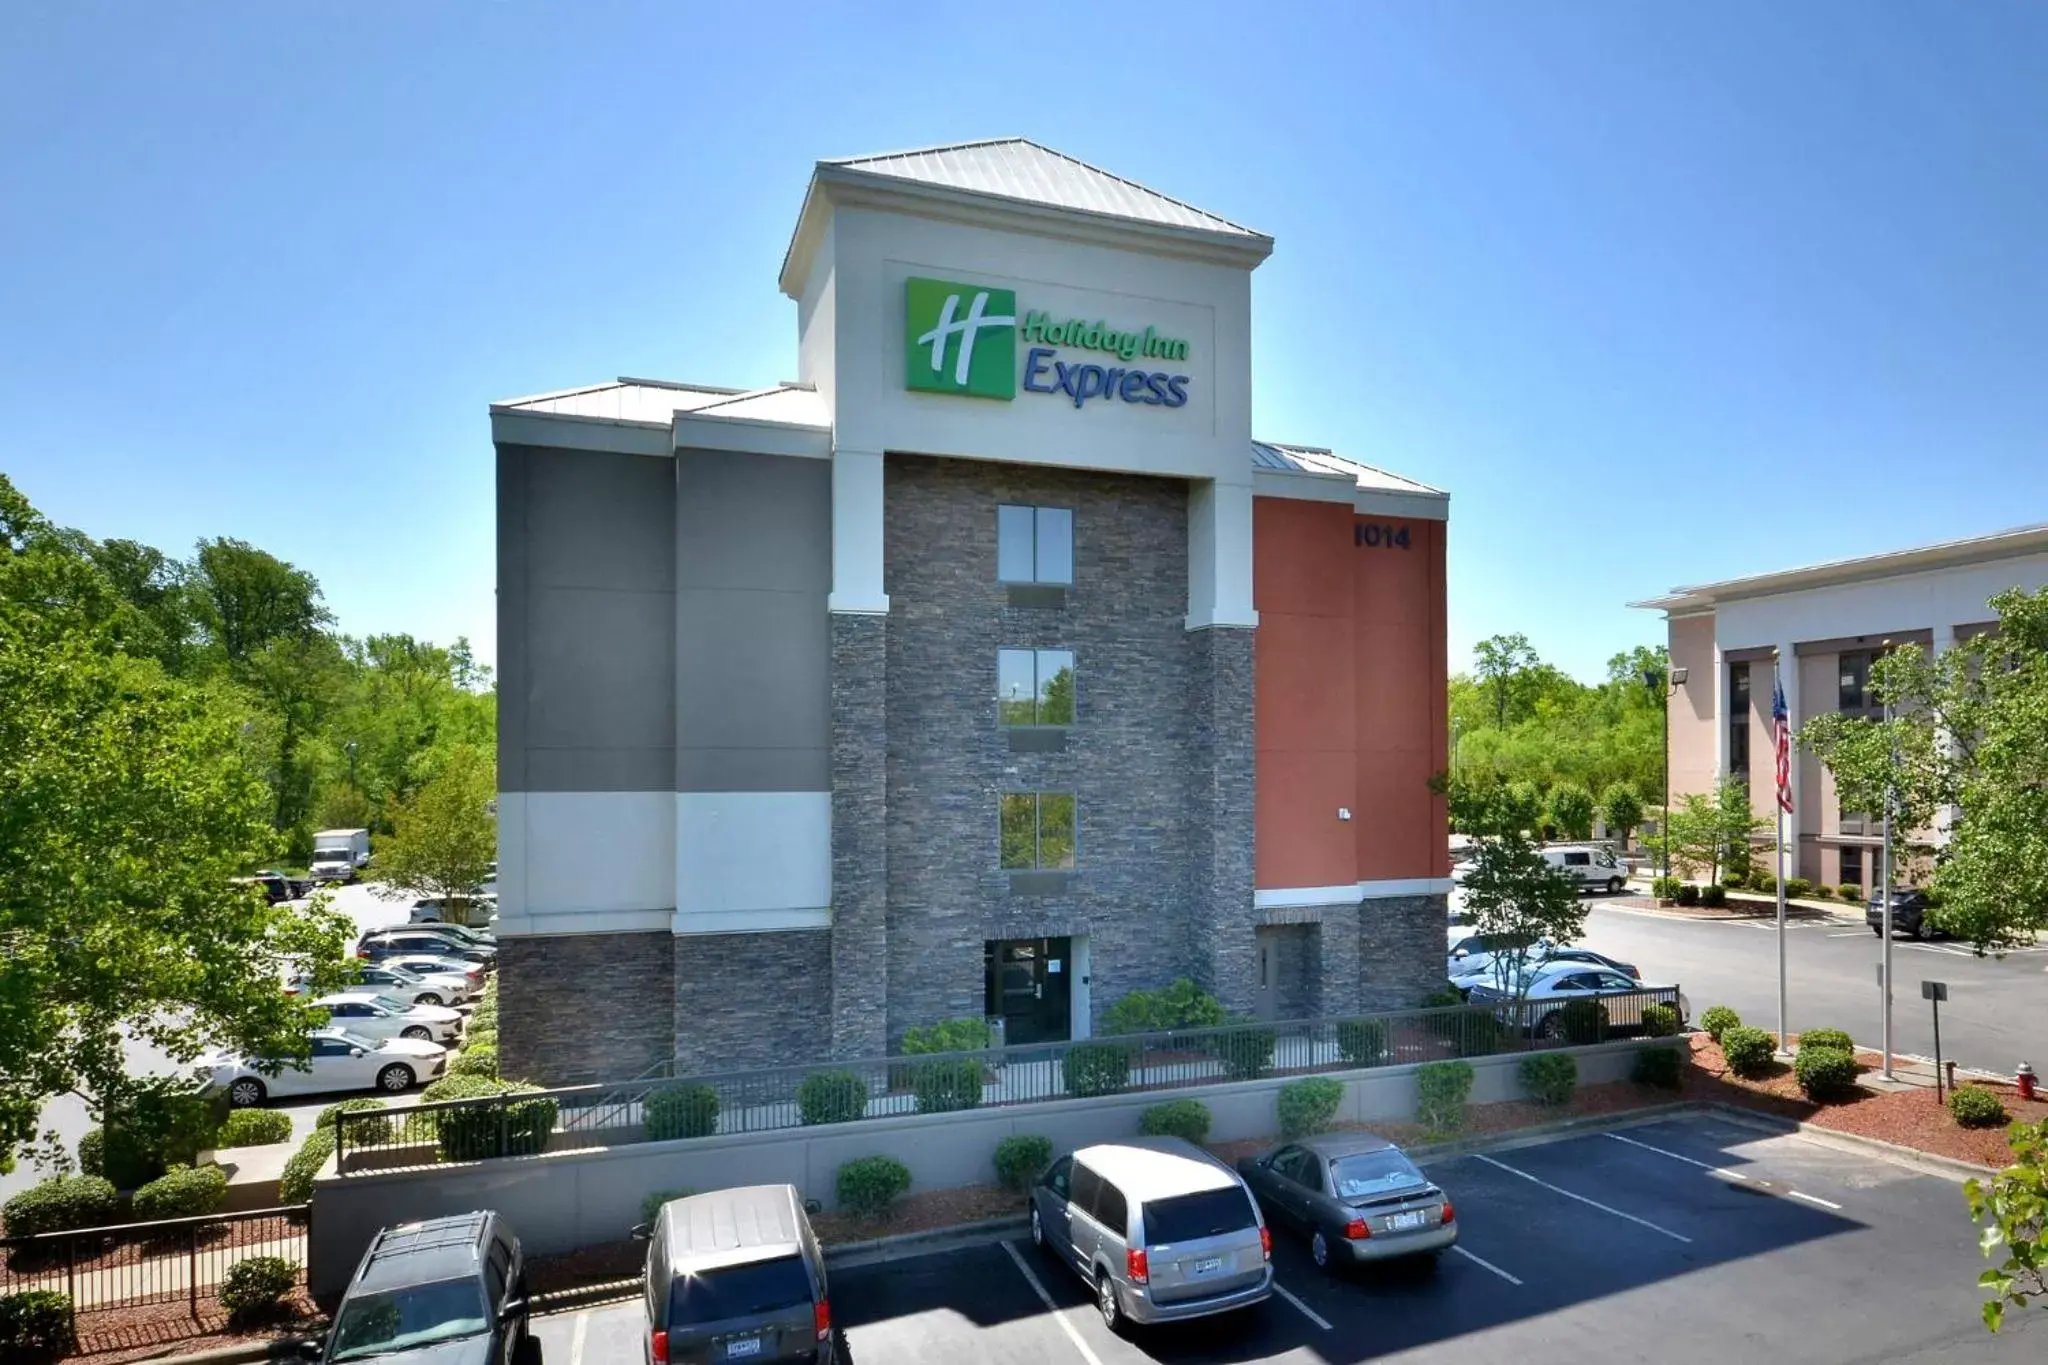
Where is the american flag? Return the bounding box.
[1772,673,1794,814]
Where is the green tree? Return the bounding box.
[189,537,328,665]
[1600,781,1644,847]
[372,744,498,924]
[1665,779,1765,884]
[1473,633,1539,728]
[1966,1119,2047,1332]
[1547,781,1595,841]
[1443,777,1588,1009]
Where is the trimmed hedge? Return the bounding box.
[1720,1026,1778,1079]
[1797,1028,1856,1055]
[1650,874,1682,900]
[1793,1046,1859,1102]
[1640,1003,1682,1038]
[214,1108,294,1149]
[1278,1078,1343,1139]
[1555,998,1608,1045]
[76,1129,103,1178]
[1675,883,1701,907]
[1809,884,1835,900]
[1837,884,1862,902]
[419,1073,510,1104]
[1519,1052,1578,1106]
[98,1085,227,1190]
[1700,1005,1742,1043]
[1633,1045,1683,1090]
[2,1175,118,1239]
[1103,978,1227,1035]
[447,1046,499,1079]
[131,1165,228,1220]
[1417,1060,1474,1133]
[901,1018,993,1055]
[837,1156,911,1220]
[1336,1018,1390,1067]
[798,1071,869,1126]
[1210,1024,1277,1081]
[317,1098,393,1145]
[1785,877,1814,899]
[1949,1085,2008,1129]
[1137,1099,1212,1145]
[1699,884,1727,908]
[644,1085,721,1141]
[219,1256,297,1324]
[0,1290,76,1363]
[279,1129,336,1205]
[434,1083,558,1161]
[1062,1042,1131,1098]
[912,1060,984,1114]
[993,1135,1053,1193]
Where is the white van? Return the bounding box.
[310,828,371,883]
[1543,845,1627,894]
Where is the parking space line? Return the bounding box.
[1000,1241,1107,1365]
[1470,1153,1693,1243]
[1605,1130,1748,1182]
[1448,1245,1523,1286]
[568,1308,588,1365]
[1787,1189,1844,1210]
[1272,1282,1332,1331]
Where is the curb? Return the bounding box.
[125,1343,302,1365]
[1696,1102,2006,1183]
[533,1275,642,1313]
[825,1213,1030,1271]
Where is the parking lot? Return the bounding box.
[531,1112,2041,1364]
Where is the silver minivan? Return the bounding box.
[1029,1136,1272,1332]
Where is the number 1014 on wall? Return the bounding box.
[1355,523,1412,549]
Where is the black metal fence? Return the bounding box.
[333,989,1683,1172]
[0,1204,310,1352]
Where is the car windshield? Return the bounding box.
[330,1278,489,1360]
[377,966,422,984]
[1332,1151,1428,1200]
[667,1255,811,1323]
[329,1030,381,1052]
[1140,1188,1257,1245]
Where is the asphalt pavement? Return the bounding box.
[1574,897,2048,1075]
[529,1113,2042,1365]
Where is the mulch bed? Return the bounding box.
[1612,895,1837,920]
[0,1213,305,1287]
[64,1292,321,1362]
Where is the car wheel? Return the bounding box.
[1540,1011,1567,1040]
[1412,1251,1442,1277]
[1607,878,1623,895]
[1871,925,1884,936]
[228,1077,267,1108]
[1909,923,1925,941]
[377,1064,416,1093]
[1311,1229,1332,1272]
[401,1025,433,1040]
[1030,1206,1045,1251]
[416,992,442,1007]
[1095,1271,1122,1334]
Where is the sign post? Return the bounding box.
[1922,980,1948,1103]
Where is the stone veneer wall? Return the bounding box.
[880,455,1253,1046]
[828,613,889,1058]
[673,930,833,1072]
[498,933,676,1085]
[1358,893,1450,1010]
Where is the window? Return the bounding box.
[1840,845,1863,889]
[1563,852,1591,867]
[1139,1189,1257,1245]
[1729,662,1752,776]
[1000,793,1076,870]
[1069,1163,1102,1217]
[997,650,1075,726]
[997,505,1073,585]
[1042,1155,1072,1200]
[666,1256,812,1323]
[1091,1181,1129,1237]
[1839,652,1873,714]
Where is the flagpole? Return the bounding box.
[1775,657,1789,1054]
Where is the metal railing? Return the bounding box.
[0,1204,309,1353]
[334,989,1682,1171]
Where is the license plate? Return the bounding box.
[1389,1211,1425,1230]
[1191,1256,1224,1275]
[725,1338,762,1359]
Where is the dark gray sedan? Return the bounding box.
[1236,1133,1455,1273]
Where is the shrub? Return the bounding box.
[0,1290,76,1363]
[1700,1005,1742,1043]
[1755,872,1779,895]
[1336,1018,1390,1067]
[1837,884,1863,902]
[419,1073,511,1104]
[1797,1028,1856,1055]
[1675,883,1701,907]
[1138,1099,1212,1144]
[1720,1026,1778,1079]
[316,1098,393,1145]
[1722,868,1749,890]
[434,1083,558,1161]
[1519,1052,1578,1106]
[644,1084,721,1141]
[279,1129,336,1204]
[1416,1060,1475,1133]
[1785,877,1814,899]
[1103,978,1228,1035]
[76,1128,103,1178]
[1278,1078,1344,1139]
[1633,1045,1683,1090]
[99,1083,227,1190]
[1650,874,1682,900]
[1439,1007,1505,1059]
[1210,1023,1276,1080]
[836,1156,911,1220]
[1555,998,1609,1045]
[797,1071,869,1126]
[132,1165,229,1220]
[1810,884,1834,900]
[641,1188,695,1224]
[219,1256,297,1324]
[2,1175,118,1238]
[912,1059,984,1114]
[1949,1085,2009,1129]
[1062,1042,1131,1098]
[901,1018,994,1055]
[448,1046,499,1079]
[1640,1003,1682,1038]
[1794,1046,1859,1102]
[1699,884,1727,908]
[464,1027,498,1053]
[214,1109,294,1149]
[993,1135,1053,1193]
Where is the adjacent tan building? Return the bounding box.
[1633,526,2048,890]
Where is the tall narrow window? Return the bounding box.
[996,505,1074,585]
[1000,793,1077,870]
[1839,652,1872,714]
[997,650,1075,727]
[1728,663,1752,778]
[1839,845,1864,890]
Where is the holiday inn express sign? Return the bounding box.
[905,277,1192,409]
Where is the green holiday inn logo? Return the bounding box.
[906,277,1017,399]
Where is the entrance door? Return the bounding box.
[985,938,1072,1045]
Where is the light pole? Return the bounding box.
[1644,665,1688,879]
[1879,643,1897,1081]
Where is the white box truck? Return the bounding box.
[309,828,371,883]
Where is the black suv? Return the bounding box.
[309,1211,531,1364]
[1867,887,1935,939]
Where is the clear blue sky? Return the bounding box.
[6,2,2045,683]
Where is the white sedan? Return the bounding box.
[312,990,464,1045]
[201,1028,447,1107]
[379,954,487,994]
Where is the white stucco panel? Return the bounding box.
[674,791,832,928]
[1715,554,2048,651]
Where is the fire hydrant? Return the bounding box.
[2019,1061,2037,1102]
